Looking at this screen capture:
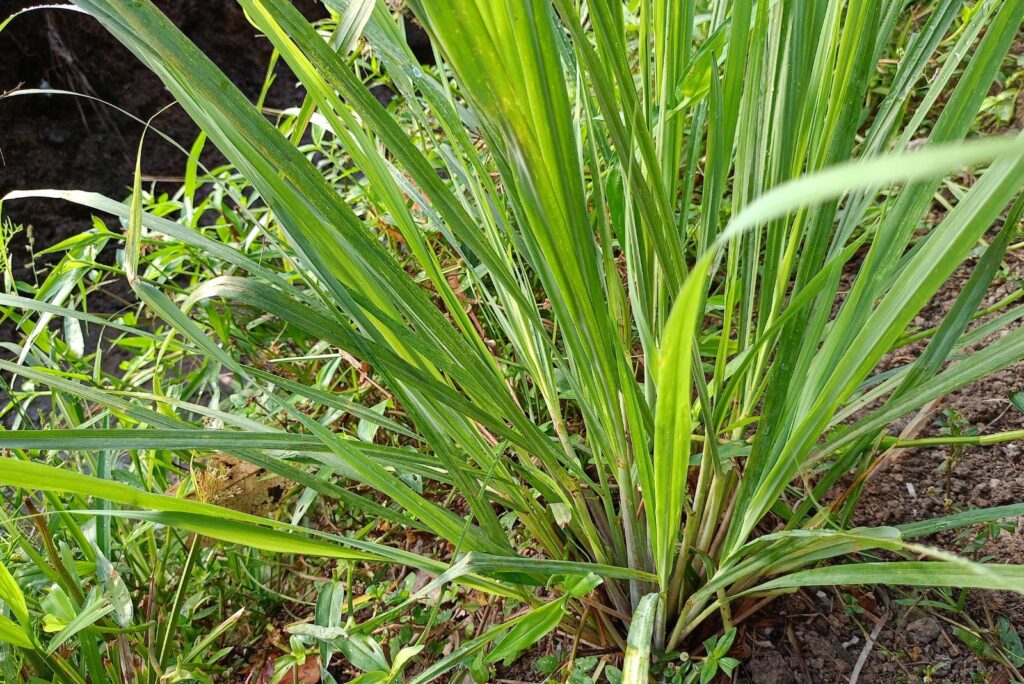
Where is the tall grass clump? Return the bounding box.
[3,0,1024,680]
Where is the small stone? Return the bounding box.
[906,616,942,644]
[748,650,796,684]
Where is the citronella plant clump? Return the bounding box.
[2,0,1024,681]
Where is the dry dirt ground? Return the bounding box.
[735,231,1024,684]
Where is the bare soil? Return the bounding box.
[737,246,1024,684]
[0,0,323,310]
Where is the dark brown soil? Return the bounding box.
[0,0,324,300]
[739,245,1024,683]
